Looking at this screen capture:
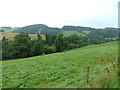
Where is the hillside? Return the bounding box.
[62,31,85,37]
[11,24,118,41]
[12,24,48,34]
[13,24,61,35]
[2,32,45,40]
[0,27,20,32]
[2,41,118,88]
[62,26,118,39]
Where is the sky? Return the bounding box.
[0,0,119,28]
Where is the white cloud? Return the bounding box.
[0,0,119,28]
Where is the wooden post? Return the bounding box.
[111,61,116,68]
[86,66,89,84]
[42,52,45,55]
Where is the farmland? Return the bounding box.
[2,41,118,88]
[1,32,45,40]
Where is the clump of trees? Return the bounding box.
[2,32,117,60]
[2,33,89,60]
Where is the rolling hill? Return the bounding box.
[2,41,118,88]
[11,24,118,41]
[12,24,61,35]
[12,24,47,34]
[0,27,20,32]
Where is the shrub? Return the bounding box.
[67,43,76,49]
[49,45,56,53]
[43,45,56,54]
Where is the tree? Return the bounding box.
[55,34,67,52]
[2,36,10,60]
[37,33,42,41]
[65,34,88,47]
[10,33,32,59]
[45,33,52,45]
[32,40,44,56]
[51,35,57,45]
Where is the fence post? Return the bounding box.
[86,66,89,84]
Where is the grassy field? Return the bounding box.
[82,31,91,34]
[1,32,45,40]
[62,31,85,37]
[2,41,118,88]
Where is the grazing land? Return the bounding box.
[62,31,85,37]
[82,31,91,34]
[2,41,118,88]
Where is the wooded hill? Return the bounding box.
[12,24,61,35]
[1,24,119,45]
[11,24,118,39]
[1,24,118,39]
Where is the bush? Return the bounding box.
[43,45,56,54]
[67,43,76,49]
[49,45,56,53]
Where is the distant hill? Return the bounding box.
[61,26,118,40]
[0,26,12,30]
[104,27,118,30]
[13,24,62,35]
[0,26,20,32]
[11,24,118,40]
[13,24,47,34]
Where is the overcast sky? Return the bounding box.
[0,0,119,28]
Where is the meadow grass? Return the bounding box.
[62,31,85,37]
[82,31,91,34]
[2,41,118,88]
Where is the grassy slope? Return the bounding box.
[2,41,118,88]
[82,31,91,34]
[62,31,85,37]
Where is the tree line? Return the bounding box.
[2,33,117,60]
